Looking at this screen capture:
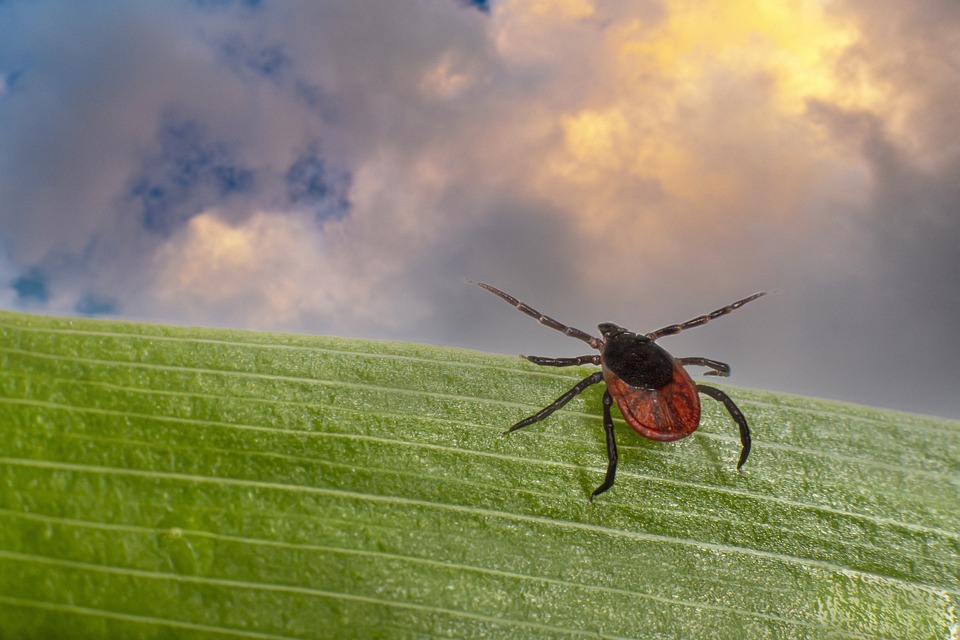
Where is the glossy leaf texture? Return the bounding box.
[0,310,957,639]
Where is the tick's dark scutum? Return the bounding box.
[602,333,674,389]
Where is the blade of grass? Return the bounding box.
[0,310,957,639]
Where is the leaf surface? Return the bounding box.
[0,311,957,638]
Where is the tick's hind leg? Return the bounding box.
[678,357,730,377]
[697,384,751,469]
[589,390,618,502]
[523,354,601,367]
[506,371,604,434]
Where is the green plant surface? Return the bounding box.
[0,310,957,639]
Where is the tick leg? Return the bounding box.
[474,281,603,350]
[697,384,752,470]
[647,292,766,341]
[590,390,618,502]
[523,354,601,367]
[506,371,604,434]
[678,357,730,377]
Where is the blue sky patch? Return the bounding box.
[193,0,263,10]
[220,36,290,81]
[131,120,255,236]
[286,145,351,223]
[12,268,48,303]
[463,0,491,13]
[1,69,23,95]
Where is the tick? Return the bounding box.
[474,282,766,501]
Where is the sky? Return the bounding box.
[1,0,958,419]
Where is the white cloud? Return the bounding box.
[149,210,332,327]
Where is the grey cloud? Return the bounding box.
[0,0,359,314]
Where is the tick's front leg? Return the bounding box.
[523,354,601,367]
[506,371,604,434]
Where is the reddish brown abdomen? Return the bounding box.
[603,361,701,441]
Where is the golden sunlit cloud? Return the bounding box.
[505,0,889,258]
[420,51,475,100]
[515,0,595,21]
[556,108,630,182]
[494,0,597,60]
[152,212,331,327]
[618,0,881,115]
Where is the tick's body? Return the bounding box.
[475,282,764,500]
[605,352,699,441]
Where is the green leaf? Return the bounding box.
[0,310,957,639]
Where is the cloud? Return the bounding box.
[787,0,960,416]
[131,119,258,236]
[147,210,339,327]
[0,0,957,417]
[285,143,352,222]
